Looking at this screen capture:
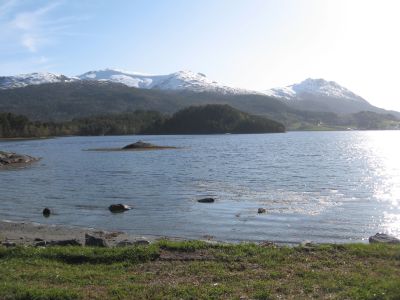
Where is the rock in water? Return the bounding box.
[197,198,215,203]
[42,208,51,217]
[122,141,155,149]
[0,151,38,166]
[369,233,400,244]
[85,233,108,247]
[258,208,266,214]
[108,204,131,213]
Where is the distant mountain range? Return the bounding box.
[0,69,253,95]
[0,69,399,129]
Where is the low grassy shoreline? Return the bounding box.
[1,240,399,299]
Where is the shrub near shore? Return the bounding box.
[0,241,399,299]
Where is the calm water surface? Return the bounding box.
[1,131,399,244]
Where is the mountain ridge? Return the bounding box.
[0,69,255,95]
[0,69,398,118]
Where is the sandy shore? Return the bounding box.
[0,220,160,247]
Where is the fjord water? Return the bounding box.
[1,131,399,244]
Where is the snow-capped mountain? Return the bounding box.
[0,69,255,94]
[78,69,253,94]
[263,78,368,103]
[0,72,76,89]
[263,78,387,115]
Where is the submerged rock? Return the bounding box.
[369,233,400,244]
[197,198,215,203]
[258,208,266,214]
[0,151,38,167]
[85,233,108,247]
[108,204,131,213]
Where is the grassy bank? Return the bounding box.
[0,241,399,299]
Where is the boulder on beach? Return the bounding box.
[0,151,38,167]
[85,233,108,247]
[197,198,215,203]
[116,239,150,247]
[51,239,82,246]
[108,204,131,213]
[2,241,16,247]
[369,233,400,244]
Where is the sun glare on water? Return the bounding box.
[365,131,400,237]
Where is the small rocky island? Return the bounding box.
[122,141,177,150]
[88,141,178,151]
[0,151,39,168]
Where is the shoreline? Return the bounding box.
[0,219,315,247]
[0,137,53,141]
[0,220,165,247]
[2,219,395,247]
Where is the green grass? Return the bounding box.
[0,241,399,299]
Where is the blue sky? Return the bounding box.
[1,0,399,111]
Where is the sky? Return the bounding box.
[0,0,399,111]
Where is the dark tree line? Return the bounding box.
[0,111,165,138]
[0,105,286,138]
[142,104,285,134]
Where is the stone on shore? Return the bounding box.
[116,239,150,247]
[2,241,16,247]
[85,233,108,247]
[369,233,400,244]
[108,204,131,213]
[50,239,82,246]
[35,239,82,247]
[301,240,314,247]
[197,198,215,203]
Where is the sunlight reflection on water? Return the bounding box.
[365,132,400,237]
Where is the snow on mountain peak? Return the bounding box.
[0,72,75,89]
[0,70,366,104]
[78,69,253,94]
[264,78,366,103]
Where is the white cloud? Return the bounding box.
[9,2,62,52]
[21,34,38,52]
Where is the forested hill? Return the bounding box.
[0,105,285,138]
[0,81,398,131]
[0,81,287,121]
[142,105,285,134]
